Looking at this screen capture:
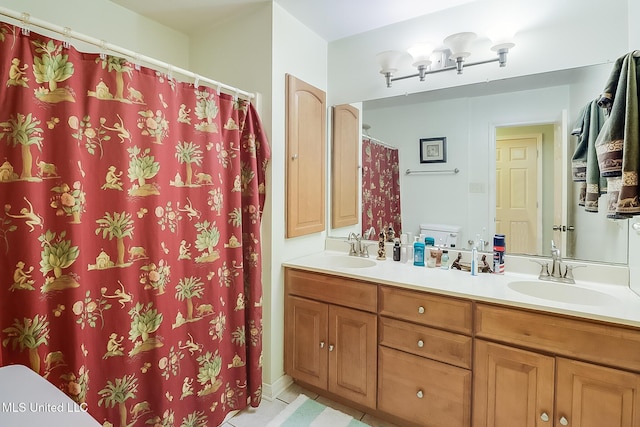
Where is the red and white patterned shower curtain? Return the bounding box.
[0,23,270,426]
[361,138,401,236]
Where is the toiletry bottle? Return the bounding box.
[413,237,425,267]
[435,238,444,267]
[471,239,478,276]
[405,233,413,263]
[440,249,449,270]
[400,233,408,263]
[493,234,505,274]
[393,238,401,261]
[425,237,436,268]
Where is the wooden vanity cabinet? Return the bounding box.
[284,269,377,408]
[378,286,473,427]
[475,303,640,427]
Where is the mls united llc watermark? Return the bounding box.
[2,401,89,413]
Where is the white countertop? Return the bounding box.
[282,250,640,328]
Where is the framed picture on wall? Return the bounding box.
[419,137,447,163]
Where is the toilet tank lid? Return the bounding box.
[419,223,461,233]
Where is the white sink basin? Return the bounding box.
[317,256,377,269]
[508,280,619,306]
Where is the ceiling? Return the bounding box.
[110,0,479,41]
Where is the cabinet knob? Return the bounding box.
[417,340,424,348]
[291,154,298,160]
[416,390,424,399]
[540,412,549,422]
[320,341,325,349]
[559,416,569,426]
[417,306,425,314]
[329,344,334,352]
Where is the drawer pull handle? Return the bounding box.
[417,340,424,348]
[559,416,569,426]
[540,412,549,422]
[416,390,424,399]
[418,306,425,314]
[320,341,325,349]
[329,345,334,352]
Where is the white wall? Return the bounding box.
[0,0,189,67]
[328,0,629,105]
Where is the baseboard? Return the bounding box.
[261,374,292,401]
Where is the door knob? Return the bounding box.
[559,416,569,426]
[320,341,325,349]
[540,412,549,422]
[328,345,334,352]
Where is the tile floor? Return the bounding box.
[222,382,400,427]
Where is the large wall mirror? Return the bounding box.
[330,63,629,265]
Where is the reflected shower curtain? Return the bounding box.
[0,24,270,426]
[361,138,401,236]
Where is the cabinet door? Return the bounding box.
[556,358,640,427]
[331,104,359,229]
[285,74,326,237]
[285,296,328,389]
[378,346,471,427]
[474,340,555,427]
[328,305,377,408]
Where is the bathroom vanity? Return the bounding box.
[283,250,640,427]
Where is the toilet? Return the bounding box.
[419,223,461,248]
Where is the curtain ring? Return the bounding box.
[62,27,71,49]
[20,12,31,36]
[194,74,200,88]
[99,40,107,60]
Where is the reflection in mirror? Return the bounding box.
[330,64,629,265]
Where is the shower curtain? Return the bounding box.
[361,138,401,237]
[0,24,270,427]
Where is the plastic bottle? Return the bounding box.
[413,237,425,267]
[440,250,449,270]
[425,237,436,268]
[393,239,401,261]
[400,233,408,263]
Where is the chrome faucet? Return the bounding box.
[531,240,585,284]
[363,227,376,241]
[550,240,563,279]
[347,233,370,257]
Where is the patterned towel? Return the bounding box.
[266,395,368,427]
[595,51,640,218]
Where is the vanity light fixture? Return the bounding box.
[376,31,515,88]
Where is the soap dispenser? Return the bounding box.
[470,235,479,276]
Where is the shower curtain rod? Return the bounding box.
[363,135,396,149]
[0,7,255,100]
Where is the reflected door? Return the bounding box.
[496,135,541,254]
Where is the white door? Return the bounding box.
[496,135,542,255]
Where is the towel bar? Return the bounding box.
[405,168,460,175]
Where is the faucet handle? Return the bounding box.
[530,259,550,278]
[563,263,586,281]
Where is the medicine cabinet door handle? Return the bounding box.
[416,390,424,399]
[417,340,424,348]
[320,341,325,349]
[328,344,334,352]
[418,306,425,314]
[540,412,549,422]
[559,416,569,426]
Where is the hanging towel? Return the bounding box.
[595,51,640,218]
[571,99,607,211]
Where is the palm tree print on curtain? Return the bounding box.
[0,23,270,427]
[361,138,401,237]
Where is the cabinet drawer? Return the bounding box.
[476,303,640,372]
[378,346,471,427]
[379,317,472,369]
[379,286,472,334]
[285,268,377,312]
